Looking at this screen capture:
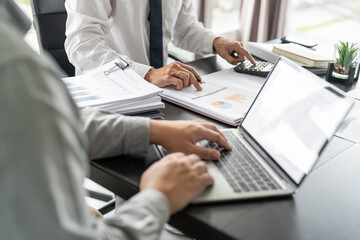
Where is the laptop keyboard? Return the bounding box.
[205,132,282,193]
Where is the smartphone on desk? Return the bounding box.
[234,60,274,77]
[281,36,318,48]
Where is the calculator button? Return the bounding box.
[263,65,273,71]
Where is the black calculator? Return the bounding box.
[234,60,274,77]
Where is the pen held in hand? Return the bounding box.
[196,77,206,84]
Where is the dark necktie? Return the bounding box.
[149,0,163,68]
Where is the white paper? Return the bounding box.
[160,68,264,125]
[163,82,226,100]
[62,59,164,114]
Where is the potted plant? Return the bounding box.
[326,41,360,86]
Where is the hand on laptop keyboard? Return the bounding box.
[206,141,230,157]
[151,120,231,160]
[203,134,281,193]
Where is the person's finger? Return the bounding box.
[167,77,184,90]
[187,74,202,91]
[174,65,201,90]
[234,43,256,65]
[198,128,232,150]
[198,172,214,186]
[234,54,245,63]
[190,78,202,91]
[190,145,221,160]
[199,122,227,141]
[184,154,201,166]
[194,119,206,123]
[196,122,232,150]
[178,63,201,80]
[174,64,202,91]
[230,50,245,65]
[192,161,208,174]
[172,70,190,87]
[163,152,186,161]
[222,52,239,65]
[245,52,256,65]
[193,120,228,143]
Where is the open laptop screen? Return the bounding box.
[241,57,353,184]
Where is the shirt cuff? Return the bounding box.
[126,189,171,227]
[129,61,153,78]
[205,34,220,54]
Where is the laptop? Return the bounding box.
[193,57,353,203]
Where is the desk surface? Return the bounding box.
[90,55,360,240]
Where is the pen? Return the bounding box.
[196,77,206,84]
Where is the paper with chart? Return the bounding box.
[160,68,265,125]
[62,59,164,114]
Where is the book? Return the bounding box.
[272,43,331,68]
[62,58,164,115]
[160,69,265,126]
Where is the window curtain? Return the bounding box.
[238,0,289,43]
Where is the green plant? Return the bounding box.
[334,41,359,74]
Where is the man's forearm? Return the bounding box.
[81,108,151,160]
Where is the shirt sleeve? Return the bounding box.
[172,0,219,55]
[64,0,152,77]
[0,17,169,239]
[99,190,170,240]
[80,107,151,160]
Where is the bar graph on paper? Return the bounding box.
[64,80,100,103]
[225,94,247,103]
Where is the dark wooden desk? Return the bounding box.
[90,56,360,240]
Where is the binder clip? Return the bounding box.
[104,57,129,75]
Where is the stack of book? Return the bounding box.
[272,43,332,68]
[246,41,332,75]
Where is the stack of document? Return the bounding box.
[62,59,164,116]
[160,69,265,126]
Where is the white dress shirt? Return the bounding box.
[65,0,218,77]
[0,5,170,239]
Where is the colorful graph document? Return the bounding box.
[62,59,164,114]
[160,68,265,125]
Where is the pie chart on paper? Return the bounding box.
[212,101,233,109]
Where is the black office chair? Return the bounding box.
[30,0,75,77]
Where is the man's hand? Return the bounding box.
[150,119,232,160]
[144,61,203,91]
[213,37,256,65]
[140,153,214,213]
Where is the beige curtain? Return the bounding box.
[239,0,289,43]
